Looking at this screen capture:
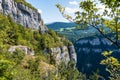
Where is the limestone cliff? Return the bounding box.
[48,45,77,65]
[0,0,77,65]
[0,0,48,33]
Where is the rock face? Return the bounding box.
[48,45,77,65]
[68,46,77,63]
[74,35,119,78]
[0,0,48,33]
[1,0,77,65]
[8,45,34,55]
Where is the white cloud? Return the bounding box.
[38,9,42,13]
[96,4,112,20]
[69,1,79,6]
[97,4,105,14]
[96,4,111,15]
[65,7,79,14]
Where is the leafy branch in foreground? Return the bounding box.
[101,51,120,80]
[56,0,120,49]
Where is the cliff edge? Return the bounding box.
[0,0,48,33]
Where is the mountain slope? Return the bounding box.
[0,0,82,79]
[47,22,99,42]
[0,0,77,64]
[47,22,77,30]
[47,21,120,79]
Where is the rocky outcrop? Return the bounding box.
[0,0,48,33]
[68,45,77,63]
[8,45,34,55]
[8,45,77,65]
[1,0,77,66]
[47,45,77,65]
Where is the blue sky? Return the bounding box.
[26,0,80,24]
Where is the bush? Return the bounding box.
[57,62,86,80]
[0,59,15,80]
[7,49,25,64]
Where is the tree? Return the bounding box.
[56,0,120,79]
[101,51,120,80]
[0,56,15,80]
[56,0,120,49]
[89,70,105,80]
[57,62,86,80]
[8,49,25,64]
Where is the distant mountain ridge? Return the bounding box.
[47,22,77,30]
[47,22,99,42]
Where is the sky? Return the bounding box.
[26,0,80,24]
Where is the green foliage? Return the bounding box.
[100,0,120,8]
[0,13,79,79]
[0,3,87,79]
[56,0,120,79]
[57,62,86,80]
[14,0,37,11]
[7,49,25,64]
[89,70,105,80]
[0,14,67,53]
[61,37,73,46]
[49,55,56,65]
[56,0,120,48]
[39,29,70,49]
[0,57,15,80]
[101,51,120,80]
[0,14,11,48]
[27,57,39,73]
[13,66,34,80]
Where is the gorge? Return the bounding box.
[47,22,120,79]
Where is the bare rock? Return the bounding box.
[8,45,34,55]
[0,0,48,33]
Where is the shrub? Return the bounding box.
[0,59,15,80]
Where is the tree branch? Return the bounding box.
[92,25,120,48]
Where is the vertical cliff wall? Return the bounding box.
[48,45,77,65]
[0,0,77,65]
[0,0,48,33]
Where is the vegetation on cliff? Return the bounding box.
[14,0,37,11]
[1,0,120,79]
[0,13,86,79]
[0,14,72,51]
